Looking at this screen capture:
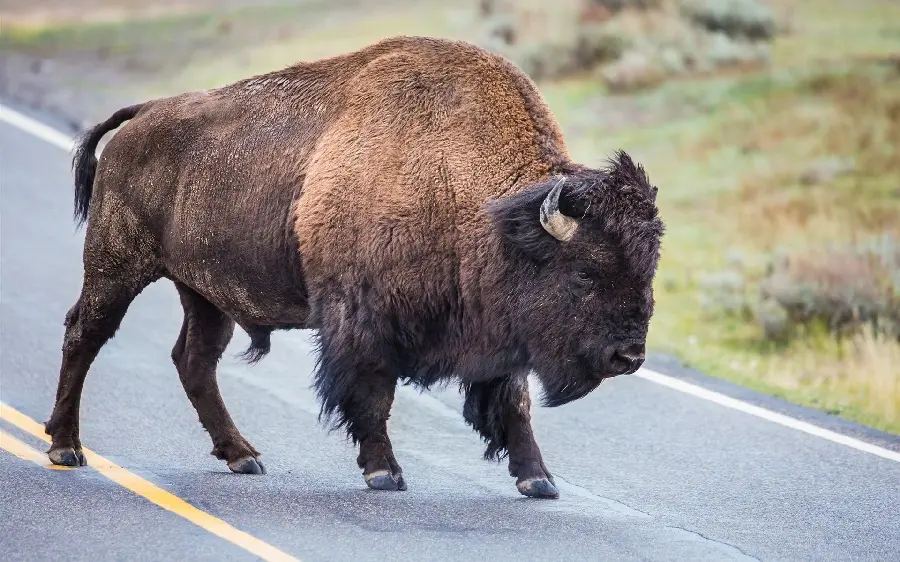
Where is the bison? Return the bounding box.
[45,35,664,499]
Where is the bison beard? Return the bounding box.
[43,36,663,500]
[539,374,606,408]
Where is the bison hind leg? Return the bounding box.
[173,284,265,475]
[46,265,157,466]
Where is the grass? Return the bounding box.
[644,65,900,433]
[150,2,475,95]
[645,61,900,433]
[2,0,899,433]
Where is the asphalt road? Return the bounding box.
[1,105,899,562]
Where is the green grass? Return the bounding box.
[614,60,900,433]
[150,2,477,94]
[0,11,217,54]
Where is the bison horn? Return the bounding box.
[539,177,578,242]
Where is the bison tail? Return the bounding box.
[71,103,145,228]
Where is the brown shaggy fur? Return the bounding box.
[45,36,664,498]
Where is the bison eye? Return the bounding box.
[575,270,593,284]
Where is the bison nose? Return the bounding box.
[608,343,645,375]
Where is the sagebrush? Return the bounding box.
[478,0,780,86]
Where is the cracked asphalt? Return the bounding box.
[2,106,899,561]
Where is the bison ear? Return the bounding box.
[487,181,562,263]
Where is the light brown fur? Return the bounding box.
[295,37,572,362]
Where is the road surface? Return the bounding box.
[1,103,899,562]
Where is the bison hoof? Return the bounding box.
[48,447,86,467]
[227,456,266,475]
[364,469,408,491]
[516,477,559,499]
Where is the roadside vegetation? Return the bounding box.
[2,0,898,433]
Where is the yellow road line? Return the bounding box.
[0,428,72,470]
[0,402,300,562]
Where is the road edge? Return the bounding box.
[643,352,900,453]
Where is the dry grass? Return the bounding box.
[135,2,479,97]
[511,1,900,432]
[755,328,900,432]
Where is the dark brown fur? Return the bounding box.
[45,36,664,497]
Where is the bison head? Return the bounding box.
[487,150,664,407]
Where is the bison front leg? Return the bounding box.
[351,376,406,492]
[463,374,559,499]
[313,351,405,491]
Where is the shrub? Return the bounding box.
[758,234,900,341]
[481,2,629,81]
[574,23,628,68]
[478,0,778,86]
[593,0,663,11]
[698,268,753,318]
[703,31,771,67]
[599,50,667,92]
[697,235,900,344]
[679,0,778,40]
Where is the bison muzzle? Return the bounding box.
[44,36,664,499]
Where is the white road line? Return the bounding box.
[3,100,898,465]
[635,369,900,463]
[1,104,76,152]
